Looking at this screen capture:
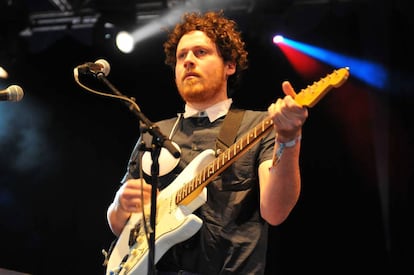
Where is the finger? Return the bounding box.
[282,81,297,98]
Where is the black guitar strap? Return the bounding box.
[215,108,245,156]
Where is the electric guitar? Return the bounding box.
[105,67,350,275]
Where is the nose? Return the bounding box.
[183,51,196,69]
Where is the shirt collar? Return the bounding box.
[183,98,233,122]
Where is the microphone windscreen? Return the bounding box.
[8,85,24,101]
[95,59,110,76]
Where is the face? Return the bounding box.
[175,30,236,109]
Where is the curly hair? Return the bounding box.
[163,10,249,88]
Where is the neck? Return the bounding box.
[187,97,229,111]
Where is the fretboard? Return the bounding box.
[175,117,274,205]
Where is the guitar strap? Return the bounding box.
[215,108,245,156]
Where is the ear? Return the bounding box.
[225,61,236,76]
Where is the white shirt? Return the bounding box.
[183,98,233,122]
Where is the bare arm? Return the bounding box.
[259,81,308,225]
[107,178,154,236]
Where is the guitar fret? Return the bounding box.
[228,146,233,159]
[183,185,188,197]
[215,158,220,170]
[202,168,207,182]
[208,163,214,177]
[189,180,194,192]
[238,138,243,151]
[221,152,226,164]
[194,173,200,188]
[261,120,267,131]
[239,138,244,149]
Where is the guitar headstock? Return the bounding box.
[294,67,350,107]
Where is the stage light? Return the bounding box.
[113,19,169,54]
[116,31,135,54]
[274,36,389,89]
[272,35,284,44]
[0,66,9,79]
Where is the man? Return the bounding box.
[107,10,308,275]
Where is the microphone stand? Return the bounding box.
[96,73,180,275]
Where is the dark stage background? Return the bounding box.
[0,1,412,274]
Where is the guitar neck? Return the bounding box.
[176,117,274,205]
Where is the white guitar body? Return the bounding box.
[106,149,217,275]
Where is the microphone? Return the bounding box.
[0,85,24,102]
[76,59,110,76]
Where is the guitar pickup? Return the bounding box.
[129,221,141,247]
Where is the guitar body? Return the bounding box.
[106,149,217,275]
[105,67,350,275]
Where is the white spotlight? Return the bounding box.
[116,31,135,54]
[273,35,284,44]
[0,66,9,79]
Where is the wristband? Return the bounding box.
[272,135,302,166]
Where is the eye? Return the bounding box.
[195,49,207,56]
[177,52,186,60]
